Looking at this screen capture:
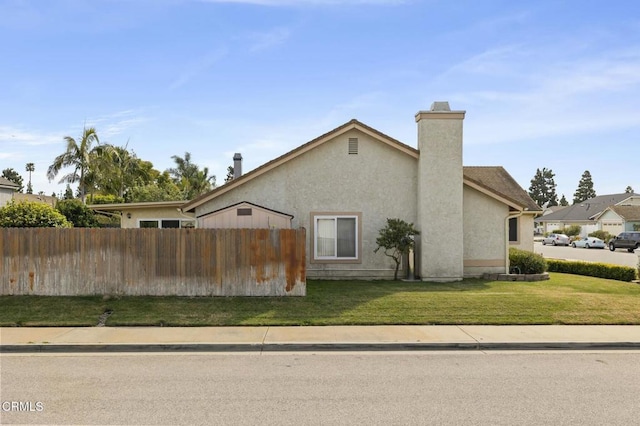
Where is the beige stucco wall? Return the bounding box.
[463,186,507,276]
[514,214,536,251]
[416,110,465,281]
[120,207,195,229]
[196,128,418,279]
[0,190,12,207]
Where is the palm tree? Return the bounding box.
[47,127,100,203]
[168,152,215,200]
[25,163,35,194]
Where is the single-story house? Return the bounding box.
[535,193,639,237]
[0,177,19,206]
[88,201,195,228]
[592,196,640,234]
[181,101,541,281]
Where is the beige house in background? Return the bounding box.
[182,102,540,281]
[88,201,195,228]
[0,177,19,206]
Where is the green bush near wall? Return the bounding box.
[509,248,547,274]
[547,259,637,282]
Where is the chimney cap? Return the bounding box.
[233,153,242,160]
[430,101,451,112]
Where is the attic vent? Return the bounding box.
[237,208,252,216]
[348,138,358,154]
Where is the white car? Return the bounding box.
[571,237,606,249]
[542,233,570,246]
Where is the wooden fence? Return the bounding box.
[0,228,306,296]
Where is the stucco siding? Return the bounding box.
[0,190,12,207]
[513,214,535,251]
[463,186,506,276]
[196,128,418,279]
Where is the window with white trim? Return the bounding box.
[139,219,195,229]
[314,215,358,259]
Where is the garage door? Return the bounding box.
[602,221,623,236]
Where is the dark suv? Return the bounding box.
[608,231,640,253]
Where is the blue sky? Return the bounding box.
[1,0,638,201]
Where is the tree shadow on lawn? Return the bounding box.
[103,278,498,326]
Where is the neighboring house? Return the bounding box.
[88,201,195,228]
[181,102,541,281]
[592,196,640,234]
[536,193,639,237]
[0,177,19,206]
[12,193,57,208]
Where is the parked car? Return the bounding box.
[571,236,606,249]
[608,231,640,253]
[542,233,570,246]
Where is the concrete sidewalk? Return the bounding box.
[3,325,640,352]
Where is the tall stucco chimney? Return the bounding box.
[233,153,242,179]
[415,101,466,282]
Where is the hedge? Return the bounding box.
[547,259,637,282]
[509,248,547,274]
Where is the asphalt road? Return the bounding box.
[2,351,640,425]
[534,241,640,268]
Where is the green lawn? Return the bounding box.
[1,273,640,327]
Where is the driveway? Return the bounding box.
[534,242,639,268]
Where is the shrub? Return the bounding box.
[588,230,613,242]
[563,225,582,237]
[56,199,99,228]
[0,201,72,228]
[547,259,637,282]
[509,248,547,274]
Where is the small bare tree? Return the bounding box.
[374,218,419,280]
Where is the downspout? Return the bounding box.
[505,209,525,273]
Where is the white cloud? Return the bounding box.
[248,27,291,52]
[169,47,228,90]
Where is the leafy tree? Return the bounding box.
[167,152,216,200]
[47,127,101,204]
[573,170,596,204]
[559,194,569,206]
[374,218,419,280]
[528,168,558,207]
[625,186,634,194]
[63,184,74,200]
[56,199,99,227]
[0,201,71,228]
[1,168,24,192]
[225,166,234,183]
[25,163,34,194]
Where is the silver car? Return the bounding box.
[542,233,570,246]
[571,237,605,249]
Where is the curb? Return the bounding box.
[3,341,640,353]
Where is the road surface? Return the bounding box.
[2,351,640,425]
[534,241,639,268]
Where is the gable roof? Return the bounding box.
[0,177,20,190]
[181,119,540,213]
[594,205,640,222]
[463,166,541,212]
[536,193,637,222]
[200,201,294,219]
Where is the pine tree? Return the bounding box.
[559,194,569,206]
[573,170,596,204]
[625,186,634,194]
[225,166,234,183]
[528,168,558,207]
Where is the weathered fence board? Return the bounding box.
[0,228,306,296]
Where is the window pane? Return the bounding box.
[337,217,356,257]
[509,217,518,242]
[317,218,336,257]
[139,220,159,228]
[162,220,180,228]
